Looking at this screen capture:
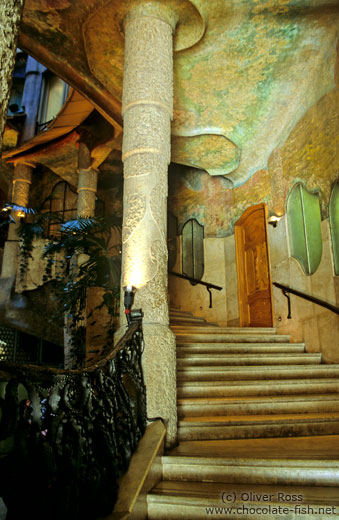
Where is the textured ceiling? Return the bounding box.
[18,0,339,186]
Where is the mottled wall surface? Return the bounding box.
[169,46,339,237]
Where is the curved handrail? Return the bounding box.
[169,270,222,308]
[273,282,339,317]
[0,320,146,519]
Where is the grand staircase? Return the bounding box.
[147,309,339,519]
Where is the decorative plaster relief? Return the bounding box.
[122,193,147,244]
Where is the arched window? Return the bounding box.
[287,183,322,275]
[329,182,339,275]
[42,181,77,236]
[182,218,204,282]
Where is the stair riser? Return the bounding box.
[178,384,339,398]
[173,327,277,334]
[177,345,305,354]
[178,421,339,441]
[177,367,339,381]
[162,465,339,487]
[148,501,338,520]
[178,400,339,417]
[175,334,289,343]
[177,355,321,367]
[178,382,339,398]
[171,317,208,323]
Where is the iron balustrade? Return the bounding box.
[169,270,222,308]
[0,320,146,520]
[273,282,339,320]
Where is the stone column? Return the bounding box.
[20,56,45,144]
[77,141,98,218]
[64,141,99,369]
[1,163,32,279]
[121,4,178,446]
[0,0,24,154]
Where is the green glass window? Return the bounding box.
[329,182,339,275]
[287,183,322,275]
[182,218,204,281]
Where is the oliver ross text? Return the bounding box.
[222,491,303,503]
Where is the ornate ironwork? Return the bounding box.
[0,321,146,520]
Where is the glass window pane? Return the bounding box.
[287,183,322,275]
[329,182,339,275]
[182,218,204,281]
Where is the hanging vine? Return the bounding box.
[14,209,122,367]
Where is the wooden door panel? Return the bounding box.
[235,204,273,327]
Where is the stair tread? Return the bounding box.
[174,330,278,336]
[178,378,339,386]
[179,412,339,424]
[178,364,339,371]
[178,353,319,358]
[178,394,339,404]
[149,480,339,504]
[177,342,305,348]
[175,335,288,343]
[167,435,339,460]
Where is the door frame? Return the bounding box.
[234,203,274,327]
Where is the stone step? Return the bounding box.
[177,343,306,354]
[147,481,339,519]
[162,435,339,485]
[172,327,277,335]
[177,394,339,417]
[177,364,339,382]
[174,333,289,343]
[169,309,195,317]
[178,412,339,441]
[170,315,208,324]
[177,353,321,367]
[177,378,339,398]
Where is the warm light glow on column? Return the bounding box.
[121,7,174,299]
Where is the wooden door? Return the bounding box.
[235,203,273,327]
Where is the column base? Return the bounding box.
[142,323,177,448]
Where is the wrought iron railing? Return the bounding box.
[169,270,222,308]
[0,321,146,520]
[273,282,339,319]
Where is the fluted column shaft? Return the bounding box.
[121,5,177,446]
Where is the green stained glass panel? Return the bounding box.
[329,183,339,275]
[287,183,322,275]
[182,218,204,281]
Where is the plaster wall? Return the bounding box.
[169,235,229,327]
[169,216,339,361]
[269,215,339,363]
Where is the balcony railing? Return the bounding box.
[0,320,146,519]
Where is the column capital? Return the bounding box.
[116,0,205,52]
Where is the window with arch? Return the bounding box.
[182,218,204,282]
[329,182,339,276]
[42,181,78,236]
[287,183,322,275]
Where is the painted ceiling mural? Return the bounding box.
[169,55,339,238]
[18,0,339,187]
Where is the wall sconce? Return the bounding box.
[123,285,143,326]
[268,214,282,228]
